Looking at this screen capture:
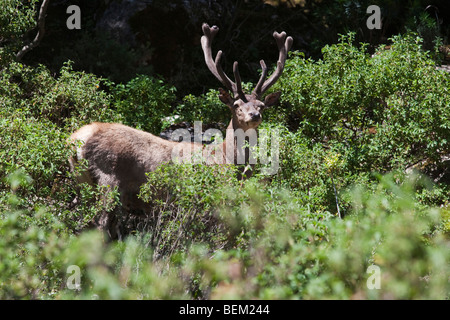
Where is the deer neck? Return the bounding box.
[225,119,257,179]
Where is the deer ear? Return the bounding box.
[263,91,281,108]
[218,88,234,106]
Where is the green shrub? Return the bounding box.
[0,116,70,207]
[0,61,121,130]
[0,170,67,299]
[137,163,239,258]
[1,167,448,299]
[0,0,39,66]
[113,75,177,135]
[273,32,450,175]
[58,230,190,300]
[309,172,450,300]
[175,88,231,125]
[0,61,123,232]
[203,173,449,299]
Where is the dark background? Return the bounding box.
[22,0,450,97]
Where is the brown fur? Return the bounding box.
[70,122,192,211]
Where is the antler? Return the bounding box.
[201,23,246,100]
[201,23,293,101]
[252,31,293,99]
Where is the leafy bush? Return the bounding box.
[0,0,39,66]
[190,172,448,300]
[64,173,450,299]
[309,172,449,300]
[0,115,69,200]
[0,61,121,130]
[0,60,127,232]
[112,75,177,135]
[0,170,66,299]
[175,88,232,126]
[137,163,239,258]
[273,32,450,176]
[1,162,448,299]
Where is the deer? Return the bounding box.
[68,23,293,239]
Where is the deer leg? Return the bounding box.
[96,206,121,241]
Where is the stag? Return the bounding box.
[69,23,292,238]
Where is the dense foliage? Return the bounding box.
[0,1,449,300]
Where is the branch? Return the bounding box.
[15,0,51,61]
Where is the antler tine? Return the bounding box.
[201,24,229,88]
[252,60,268,98]
[233,61,245,100]
[213,50,235,92]
[201,23,245,100]
[253,31,293,98]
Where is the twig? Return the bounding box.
[16,0,51,61]
[331,173,341,219]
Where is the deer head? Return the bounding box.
[201,23,293,131]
